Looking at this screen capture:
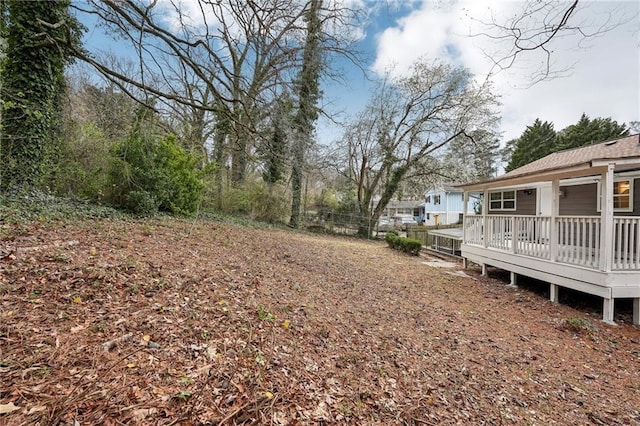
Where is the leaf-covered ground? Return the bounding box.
[1,217,640,425]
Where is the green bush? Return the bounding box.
[210,181,289,223]
[108,132,203,215]
[401,238,423,255]
[385,232,422,255]
[53,123,112,200]
[385,231,399,247]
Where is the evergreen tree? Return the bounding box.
[555,113,629,150]
[0,0,84,191]
[506,119,556,172]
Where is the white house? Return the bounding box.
[458,134,640,324]
[423,185,470,226]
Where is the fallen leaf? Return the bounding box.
[0,402,20,414]
[142,335,151,342]
[264,391,274,399]
[282,320,290,329]
[72,296,82,304]
[127,363,136,368]
[70,325,84,334]
[131,408,157,422]
[27,406,47,415]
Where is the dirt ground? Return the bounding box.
[1,217,640,425]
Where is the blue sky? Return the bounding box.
[320,0,639,145]
[78,1,640,148]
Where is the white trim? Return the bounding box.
[488,189,517,212]
[596,177,634,213]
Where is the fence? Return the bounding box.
[407,224,463,254]
[303,211,370,236]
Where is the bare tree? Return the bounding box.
[468,0,636,83]
[333,59,499,237]
[71,0,363,184]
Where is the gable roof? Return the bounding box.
[460,134,640,190]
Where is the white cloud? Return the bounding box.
[372,0,640,141]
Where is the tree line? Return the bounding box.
[0,0,632,237]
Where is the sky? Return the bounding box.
[320,0,640,144]
[79,0,640,147]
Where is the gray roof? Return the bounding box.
[502,134,640,180]
[386,200,423,209]
[461,134,640,188]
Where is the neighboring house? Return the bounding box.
[458,134,640,324]
[383,199,424,223]
[423,185,467,226]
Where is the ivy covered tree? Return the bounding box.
[289,0,323,228]
[0,0,84,191]
[506,119,556,172]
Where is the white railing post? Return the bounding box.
[462,191,469,244]
[599,164,614,272]
[482,189,489,248]
[550,179,559,262]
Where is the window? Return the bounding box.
[425,195,431,203]
[434,195,441,205]
[598,178,634,212]
[489,190,516,211]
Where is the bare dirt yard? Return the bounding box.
[1,217,640,425]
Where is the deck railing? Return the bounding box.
[613,217,640,270]
[463,215,640,271]
[556,216,600,268]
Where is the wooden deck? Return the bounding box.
[462,215,640,324]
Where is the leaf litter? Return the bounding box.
[1,217,640,425]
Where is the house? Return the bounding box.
[423,185,469,226]
[382,199,424,223]
[458,134,640,324]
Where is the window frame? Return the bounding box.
[488,190,517,212]
[597,177,634,213]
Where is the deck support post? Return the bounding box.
[481,263,488,276]
[462,257,468,269]
[508,271,518,287]
[549,284,559,303]
[633,299,640,325]
[602,297,615,324]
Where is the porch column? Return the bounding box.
[599,164,614,272]
[602,297,615,324]
[462,191,469,241]
[550,179,560,262]
[550,283,559,303]
[482,189,489,248]
[634,299,640,325]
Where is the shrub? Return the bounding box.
[385,232,422,255]
[210,181,289,223]
[108,132,203,215]
[400,238,423,255]
[385,230,399,247]
[53,123,112,200]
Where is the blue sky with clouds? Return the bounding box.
[320,0,639,145]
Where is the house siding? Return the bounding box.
[559,179,640,216]
[560,183,597,215]
[488,189,536,215]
